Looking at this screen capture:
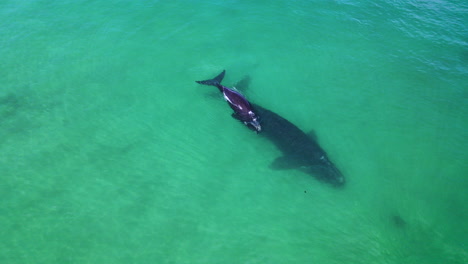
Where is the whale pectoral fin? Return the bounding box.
[270,156,299,170]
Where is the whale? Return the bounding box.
[253,103,345,187]
[196,70,261,133]
[229,74,345,187]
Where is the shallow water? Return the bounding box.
[1,1,467,263]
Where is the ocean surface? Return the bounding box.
[1,1,466,263]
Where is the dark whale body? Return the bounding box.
[253,103,345,187]
[196,70,261,132]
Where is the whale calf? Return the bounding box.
[196,70,261,133]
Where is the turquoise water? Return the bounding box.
[1,0,467,263]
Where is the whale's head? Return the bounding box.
[319,163,345,187]
[245,117,261,133]
[302,155,345,187]
[243,111,261,133]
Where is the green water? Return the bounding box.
[1,1,466,263]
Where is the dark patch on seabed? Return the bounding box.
[0,93,21,121]
[390,214,406,228]
[0,91,53,144]
[0,93,27,143]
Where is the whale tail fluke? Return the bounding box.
[196,70,226,92]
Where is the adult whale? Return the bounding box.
[196,70,261,133]
[230,74,345,186]
[252,103,345,187]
